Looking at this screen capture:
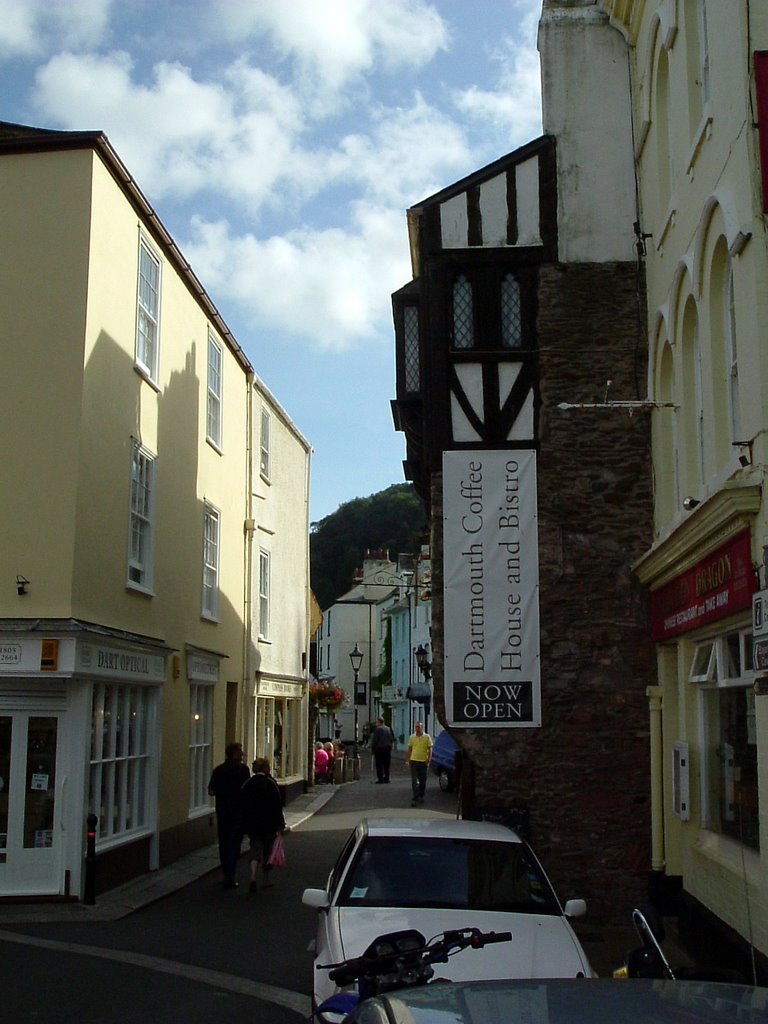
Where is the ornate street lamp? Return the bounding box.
[349,643,364,758]
[414,644,432,732]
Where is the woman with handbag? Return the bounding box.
[239,757,287,892]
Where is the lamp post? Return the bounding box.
[414,643,432,733]
[349,642,364,759]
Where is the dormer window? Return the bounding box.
[501,274,522,348]
[452,274,474,349]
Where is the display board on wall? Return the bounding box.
[443,449,541,728]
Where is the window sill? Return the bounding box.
[685,106,713,179]
[133,362,161,393]
[201,611,219,624]
[127,581,155,598]
[188,805,214,822]
[206,436,223,456]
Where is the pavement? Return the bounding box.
[0,753,695,979]
[0,784,338,926]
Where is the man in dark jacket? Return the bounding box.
[208,742,250,888]
[371,716,395,783]
[239,757,287,892]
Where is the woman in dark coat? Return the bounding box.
[239,756,287,892]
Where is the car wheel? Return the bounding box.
[438,768,453,792]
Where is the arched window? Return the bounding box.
[654,338,678,526]
[654,45,673,214]
[500,274,522,348]
[681,295,704,491]
[707,236,736,471]
[452,274,474,349]
[727,267,740,443]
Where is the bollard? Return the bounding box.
[84,813,98,905]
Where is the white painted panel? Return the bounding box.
[454,363,484,416]
[450,395,482,442]
[440,194,468,248]
[507,390,535,441]
[478,173,508,246]
[515,157,541,246]
[498,362,523,405]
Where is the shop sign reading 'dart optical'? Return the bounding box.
[443,450,541,728]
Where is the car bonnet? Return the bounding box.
[334,906,593,980]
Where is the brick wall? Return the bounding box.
[431,261,656,922]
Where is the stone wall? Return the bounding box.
[431,261,656,922]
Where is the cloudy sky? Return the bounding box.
[1,0,543,523]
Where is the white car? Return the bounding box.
[302,817,594,1012]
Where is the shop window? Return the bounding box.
[89,684,153,842]
[693,630,759,850]
[189,684,213,812]
[258,696,302,781]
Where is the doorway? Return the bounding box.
[0,713,64,895]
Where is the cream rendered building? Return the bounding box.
[599,1,768,977]
[249,382,313,798]
[0,122,311,900]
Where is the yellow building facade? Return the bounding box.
[600,0,768,976]
[0,123,311,899]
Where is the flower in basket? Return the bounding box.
[310,681,346,711]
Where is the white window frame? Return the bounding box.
[135,237,161,383]
[202,503,220,621]
[693,628,758,845]
[89,683,154,844]
[207,332,223,451]
[259,548,271,640]
[128,442,156,593]
[260,407,271,481]
[189,683,214,813]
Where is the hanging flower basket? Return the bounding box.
[310,681,346,711]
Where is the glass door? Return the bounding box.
[0,713,63,895]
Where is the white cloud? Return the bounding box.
[453,6,543,150]
[184,205,410,352]
[0,0,111,57]
[210,0,448,105]
[32,52,304,208]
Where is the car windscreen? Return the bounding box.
[336,836,560,914]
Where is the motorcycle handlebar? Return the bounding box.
[325,928,513,985]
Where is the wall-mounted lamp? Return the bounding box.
[733,441,753,468]
[728,228,752,257]
[16,575,29,596]
[682,497,700,512]
[415,643,432,681]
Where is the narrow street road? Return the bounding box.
[0,749,459,1022]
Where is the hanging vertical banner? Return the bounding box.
[443,449,541,728]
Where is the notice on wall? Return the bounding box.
[443,450,541,728]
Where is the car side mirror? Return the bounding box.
[302,888,331,910]
[563,899,586,919]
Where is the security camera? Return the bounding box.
[683,496,700,512]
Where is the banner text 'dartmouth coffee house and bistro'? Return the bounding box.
[443,450,541,728]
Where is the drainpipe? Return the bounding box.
[243,373,256,758]
[647,685,666,873]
